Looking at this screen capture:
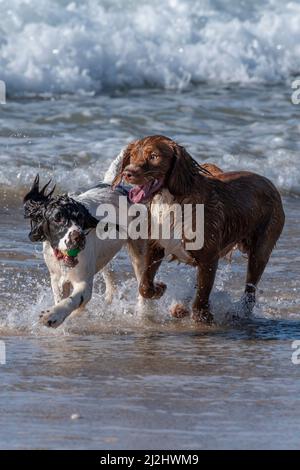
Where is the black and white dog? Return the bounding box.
[23,160,146,328]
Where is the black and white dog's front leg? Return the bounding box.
[40,279,93,328]
[49,274,71,305]
[102,264,118,304]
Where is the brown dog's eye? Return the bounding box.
[149,153,159,161]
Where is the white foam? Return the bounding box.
[3,144,298,197]
[219,149,300,195]
[1,0,300,94]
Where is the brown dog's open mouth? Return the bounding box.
[128,179,163,203]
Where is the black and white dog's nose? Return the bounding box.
[68,230,85,248]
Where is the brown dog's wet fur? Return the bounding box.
[114,135,285,323]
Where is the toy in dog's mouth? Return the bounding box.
[128,179,163,203]
[54,248,81,267]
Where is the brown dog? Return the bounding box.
[113,135,285,323]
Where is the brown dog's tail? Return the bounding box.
[200,163,224,177]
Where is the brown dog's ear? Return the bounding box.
[167,143,198,196]
[112,142,135,188]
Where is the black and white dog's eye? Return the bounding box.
[54,212,63,223]
[77,214,84,225]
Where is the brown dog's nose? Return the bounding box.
[123,169,134,179]
[122,165,141,181]
[123,166,138,176]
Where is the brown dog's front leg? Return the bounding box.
[192,260,218,324]
[139,242,166,299]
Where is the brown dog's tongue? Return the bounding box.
[129,185,146,203]
[129,180,163,203]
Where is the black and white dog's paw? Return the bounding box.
[40,306,68,328]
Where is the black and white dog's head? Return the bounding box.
[24,175,98,267]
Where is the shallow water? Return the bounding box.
[1,324,300,450]
[1,63,300,449]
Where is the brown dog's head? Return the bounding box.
[113,135,208,202]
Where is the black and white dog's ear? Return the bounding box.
[82,211,99,230]
[24,174,55,242]
[23,174,55,219]
[24,174,55,207]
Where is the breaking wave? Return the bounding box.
[1,0,300,94]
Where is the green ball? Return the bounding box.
[66,248,81,257]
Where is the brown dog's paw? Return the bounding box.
[192,308,214,325]
[153,281,167,298]
[139,281,167,299]
[170,303,190,319]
